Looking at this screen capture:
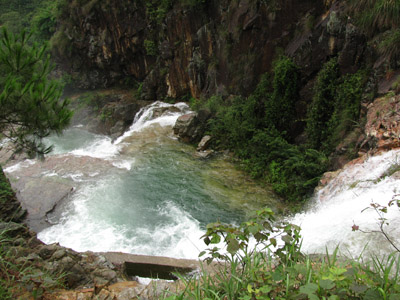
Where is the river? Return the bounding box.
[4,101,400,259]
[4,101,280,259]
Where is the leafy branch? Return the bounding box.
[352,194,400,253]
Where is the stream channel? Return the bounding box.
[4,101,281,259]
[4,101,400,260]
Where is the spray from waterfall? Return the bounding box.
[289,149,400,258]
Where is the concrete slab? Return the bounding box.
[102,252,200,280]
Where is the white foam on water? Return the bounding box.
[289,149,400,258]
[4,159,36,173]
[0,137,10,147]
[38,179,206,259]
[112,159,135,171]
[115,101,190,144]
[69,136,120,159]
[48,102,189,162]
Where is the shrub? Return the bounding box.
[205,56,326,202]
[266,56,300,139]
[306,58,367,153]
[306,58,339,151]
[348,0,400,36]
[328,70,366,147]
[165,209,400,300]
[144,39,158,56]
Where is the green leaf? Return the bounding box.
[319,279,335,290]
[270,237,277,247]
[259,285,272,294]
[299,283,318,295]
[210,235,221,244]
[227,238,240,255]
[363,288,383,300]
[350,283,368,294]
[198,251,206,257]
[282,234,293,244]
[248,225,259,235]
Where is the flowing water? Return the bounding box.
[5,101,280,259]
[4,100,400,259]
[288,149,400,258]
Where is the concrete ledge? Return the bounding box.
[102,252,201,280]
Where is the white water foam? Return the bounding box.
[114,101,190,144]
[70,136,120,159]
[37,101,205,259]
[289,149,400,258]
[38,180,206,259]
[4,159,36,174]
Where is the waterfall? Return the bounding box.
[289,149,400,258]
[10,101,277,259]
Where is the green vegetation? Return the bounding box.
[0,28,72,157]
[144,39,158,56]
[306,58,339,151]
[0,0,60,41]
[306,59,367,153]
[0,167,65,299]
[349,0,400,62]
[192,55,367,202]
[0,167,12,205]
[164,208,400,300]
[265,56,300,140]
[200,56,328,202]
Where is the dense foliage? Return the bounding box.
[201,56,328,202]
[0,28,72,157]
[197,54,367,202]
[0,0,59,41]
[164,208,400,300]
[306,59,366,153]
[349,0,400,62]
[305,58,339,151]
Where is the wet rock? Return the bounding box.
[194,150,214,159]
[51,249,68,260]
[173,110,211,143]
[92,269,118,282]
[67,264,87,287]
[8,176,74,232]
[197,135,212,151]
[38,244,59,260]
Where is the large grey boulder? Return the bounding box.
[173,109,211,143]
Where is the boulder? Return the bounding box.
[197,135,212,151]
[173,109,211,143]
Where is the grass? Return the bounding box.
[0,167,66,299]
[161,208,400,300]
[164,248,400,300]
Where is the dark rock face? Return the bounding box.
[54,0,328,99]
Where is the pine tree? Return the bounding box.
[0,28,72,157]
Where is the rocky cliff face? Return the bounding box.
[54,0,368,101]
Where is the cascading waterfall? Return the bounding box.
[289,149,400,258]
[36,101,210,258]
[6,100,400,260]
[4,101,277,259]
